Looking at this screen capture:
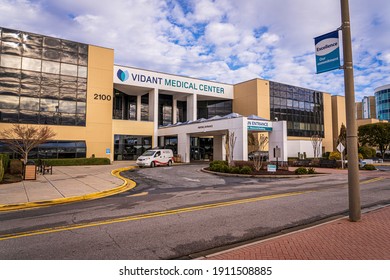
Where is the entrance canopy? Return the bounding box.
[158,113,287,163]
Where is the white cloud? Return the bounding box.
[0,0,389,99]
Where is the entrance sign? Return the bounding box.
[314,30,340,73]
[247,120,272,131]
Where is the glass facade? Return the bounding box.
[159,94,173,126]
[0,140,86,159]
[0,27,88,126]
[113,91,150,121]
[114,135,152,160]
[197,100,232,119]
[270,81,324,137]
[375,86,390,121]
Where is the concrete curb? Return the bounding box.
[201,167,326,178]
[0,166,137,212]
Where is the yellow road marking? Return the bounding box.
[127,192,148,197]
[361,177,385,185]
[0,190,311,241]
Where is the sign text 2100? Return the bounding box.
[94,94,112,101]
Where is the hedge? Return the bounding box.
[0,161,4,183]
[41,158,111,166]
[0,154,10,171]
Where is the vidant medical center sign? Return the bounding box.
[114,66,233,98]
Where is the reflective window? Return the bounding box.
[41,86,59,99]
[40,98,58,112]
[0,95,19,109]
[0,68,21,83]
[0,109,18,122]
[42,60,60,74]
[22,44,42,59]
[59,100,76,114]
[60,88,76,101]
[19,110,39,123]
[1,27,88,126]
[78,66,87,78]
[43,37,61,48]
[22,57,41,72]
[22,33,42,46]
[60,63,77,76]
[1,41,23,55]
[61,51,78,64]
[43,48,61,61]
[1,54,21,69]
[21,83,40,97]
[2,29,22,42]
[270,81,324,137]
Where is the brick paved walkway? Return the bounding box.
[206,206,390,260]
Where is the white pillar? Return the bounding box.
[186,94,197,121]
[178,133,190,163]
[269,121,288,162]
[136,95,141,121]
[149,88,159,147]
[213,135,225,161]
[173,98,178,124]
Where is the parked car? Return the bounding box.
[136,149,174,167]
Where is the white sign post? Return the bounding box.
[337,143,345,169]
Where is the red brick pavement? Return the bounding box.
[206,206,390,260]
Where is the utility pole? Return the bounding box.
[340,0,361,221]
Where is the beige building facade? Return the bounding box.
[1,27,352,161]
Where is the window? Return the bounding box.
[0,27,88,126]
[270,81,324,137]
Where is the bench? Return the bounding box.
[42,164,53,175]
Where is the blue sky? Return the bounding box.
[1,0,389,101]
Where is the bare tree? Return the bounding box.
[0,124,56,162]
[251,133,269,171]
[225,131,237,167]
[311,134,323,159]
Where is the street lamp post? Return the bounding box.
[340,0,361,222]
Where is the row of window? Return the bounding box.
[0,54,87,78]
[270,81,324,137]
[0,140,87,159]
[1,28,88,56]
[114,135,152,161]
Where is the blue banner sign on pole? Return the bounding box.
[314,30,340,74]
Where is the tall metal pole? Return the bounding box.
[340,0,361,222]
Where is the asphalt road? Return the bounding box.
[0,164,389,259]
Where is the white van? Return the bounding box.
[136,149,174,167]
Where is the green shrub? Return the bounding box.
[0,160,4,183]
[322,152,331,159]
[329,151,341,160]
[0,154,10,171]
[358,146,376,159]
[295,167,308,175]
[10,159,23,174]
[42,158,110,166]
[229,167,240,174]
[307,167,316,174]
[240,166,252,174]
[210,160,228,168]
[362,164,376,170]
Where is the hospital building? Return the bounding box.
[0,27,349,163]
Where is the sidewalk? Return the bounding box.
[203,205,390,260]
[0,161,137,211]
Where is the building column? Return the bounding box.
[187,94,197,121]
[173,98,178,124]
[213,134,226,161]
[269,120,288,162]
[149,88,159,147]
[178,133,190,163]
[136,95,142,121]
